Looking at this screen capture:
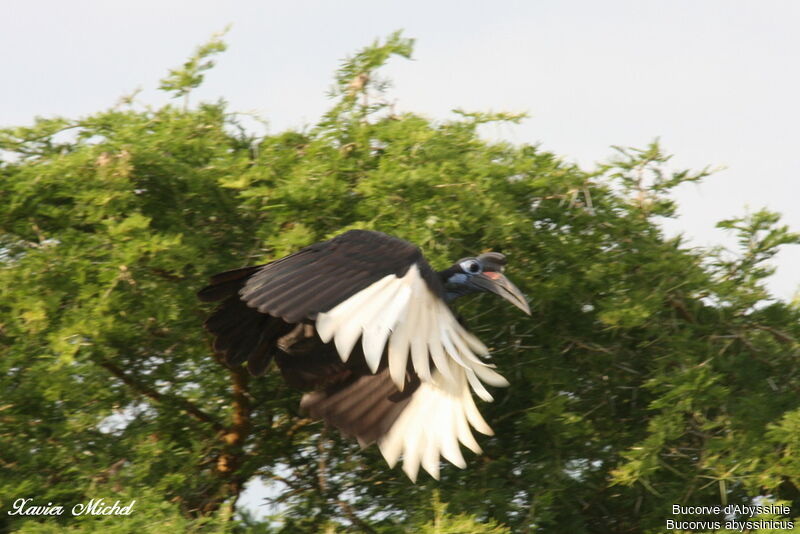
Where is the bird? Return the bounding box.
[198,229,530,481]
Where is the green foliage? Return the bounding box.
[412,491,511,533]
[332,30,413,93]
[2,32,800,533]
[159,28,229,104]
[12,489,221,534]
[713,209,800,308]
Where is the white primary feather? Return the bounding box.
[465,367,494,402]
[388,327,411,390]
[471,363,510,387]
[408,306,431,385]
[359,281,409,372]
[427,324,453,384]
[462,328,490,356]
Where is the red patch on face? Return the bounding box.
[484,271,502,280]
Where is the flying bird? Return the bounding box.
[198,229,530,481]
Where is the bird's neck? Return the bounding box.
[438,267,473,303]
[444,286,473,303]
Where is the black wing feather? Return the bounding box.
[240,230,444,322]
[249,264,353,316]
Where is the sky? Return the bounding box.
[4,0,799,515]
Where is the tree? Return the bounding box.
[2,32,799,533]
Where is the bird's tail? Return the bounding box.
[199,266,292,375]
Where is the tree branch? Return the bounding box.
[669,298,695,323]
[753,324,795,346]
[95,357,225,433]
[217,365,253,507]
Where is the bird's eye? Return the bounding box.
[460,259,482,274]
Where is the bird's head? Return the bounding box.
[441,252,531,315]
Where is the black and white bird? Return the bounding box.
[199,230,530,481]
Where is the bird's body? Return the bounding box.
[199,230,529,480]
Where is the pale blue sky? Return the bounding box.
[6,0,799,518]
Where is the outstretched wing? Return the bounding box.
[240,230,430,323]
[241,229,506,385]
[202,229,509,480]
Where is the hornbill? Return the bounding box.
[199,229,530,481]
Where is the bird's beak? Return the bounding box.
[472,272,531,315]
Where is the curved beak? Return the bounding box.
[472,272,531,315]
